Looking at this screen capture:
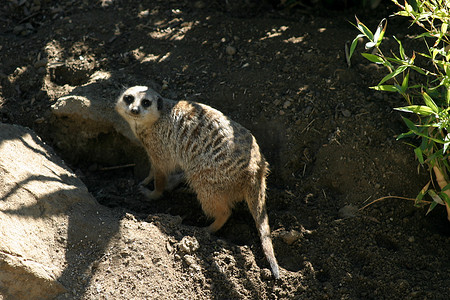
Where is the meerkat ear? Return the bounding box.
[157,96,163,110]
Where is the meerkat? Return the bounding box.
[116,85,280,279]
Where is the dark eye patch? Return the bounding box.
[123,95,134,104]
[142,98,152,108]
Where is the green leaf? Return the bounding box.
[361,53,384,64]
[373,18,387,47]
[442,181,450,192]
[379,65,408,85]
[415,132,446,145]
[444,142,450,155]
[443,159,450,172]
[349,34,364,60]
[408,0,418,11]
[442,22,448,35]
[444,134,450,154]
[396,130,414,140]
[428,189,443,205]
[401,72,409,92]
[393,36,405,60]
[446,87,450,106]
[408,65,427,75]
[394,105,435,116]
[426,150,445,165]
[385,56,406,64]
[432,47,439,60]
[414,147,424,164]
[422,92,439,113]
[365,41,376,49]
[440,192,450,207]
[420,135,429,150]
[426,200,439,215]
[404,1,414,14]
[415,32,434,39]
[355,16,374,40]
[371,85,398,92]
[401,116,418,131]
[417,181,431,203]
[396,11,410,17]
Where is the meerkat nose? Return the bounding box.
[130,107,140,115]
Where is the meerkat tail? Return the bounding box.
[257,209,280,279]
[247,165,280,279]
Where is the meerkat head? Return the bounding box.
[116,86,164,126]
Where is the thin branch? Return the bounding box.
[359,195,430,211]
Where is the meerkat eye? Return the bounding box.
[142,98,152,108]
[123,95,134,104]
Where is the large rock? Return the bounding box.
[49,71,154,177]
[0,123,119,299]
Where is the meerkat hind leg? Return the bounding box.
[199,192,233,233]
[208,210,232,233]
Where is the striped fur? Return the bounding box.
[116,86,280,279]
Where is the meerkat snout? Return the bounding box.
[130,106,140,115]
[116,86,163,131]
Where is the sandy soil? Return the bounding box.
[1,0,450,299]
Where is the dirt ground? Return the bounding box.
[2,0,450,299]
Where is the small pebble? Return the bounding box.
[303,106,313,115]
[194,1,206,9]
[13,25,24,35]
[179,236,200,254]
[34,117,45,124]
[338,204,359,219]
[166,241,173,253]
[226,45,236,56]
[342,109,351,117]
[260,268,273,280]
[283,100,292,109]
[183,254,196,265]
[280,230,301,245]
[184,255,201,271]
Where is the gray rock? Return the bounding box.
[342,109,352,118]
[338,204,360,219]
[0,123,118,299]
[279,229,302,245]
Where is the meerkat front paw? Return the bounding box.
[139,185,162,200]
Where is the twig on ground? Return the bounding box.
[359,195,428,211]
